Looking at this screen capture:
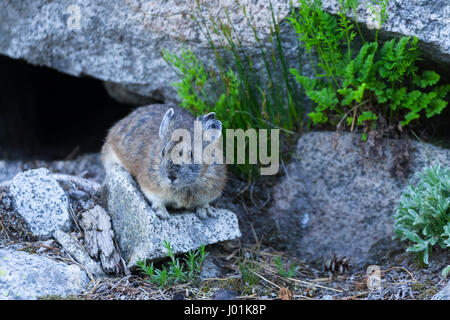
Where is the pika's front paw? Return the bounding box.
[152,204,170,220]
[196,204,219,219]
[206,204,219,218]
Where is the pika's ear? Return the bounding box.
[159,108,175,139]
[200,112,222,142]
[200,112,222,130]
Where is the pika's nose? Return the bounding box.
[168,172,177,182]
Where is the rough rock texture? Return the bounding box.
[102,164,241,268]
[9,168,71,239]
[0,248,89,300]
[0,0,294,104]
[0,0,448,103]
[269,131,450,267]
[79,205,122,274]
[432,281,450,300]
[199,256,225,281]
[322,0,450,64]
[53,229,105,277]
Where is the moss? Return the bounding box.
[411,281,438,299]
[418,288,438,300]
[217,277,244,292]
[201,284,211,293]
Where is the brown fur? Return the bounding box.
[101,104,226,212]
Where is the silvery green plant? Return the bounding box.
[394,163,450,274]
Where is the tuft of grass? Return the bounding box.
[162,0,305,179]
[137,241,208,288]
[274,256,297,278]
[239,260,260,292]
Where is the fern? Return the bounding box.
[289,0,449,135]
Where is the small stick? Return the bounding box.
[249,268,280,289]
[382,266,417,283]
[350,106,358,132]
[1,173,101,197]
[51,173,102,196]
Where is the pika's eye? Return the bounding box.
[161,149,165,157]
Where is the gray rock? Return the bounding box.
[78,205,122,274]
[9,168,71,239]
[269,131,450,267]
[0,0,294,104]
[321,0,450,64]
[0,248,89,300]
[103,81,161,106]
[432,281,450,300]
[0,0,448,104]
[102,164,241,268]
[199,256,224,281]
[53,230,105,277]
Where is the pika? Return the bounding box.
[101,104,226,220]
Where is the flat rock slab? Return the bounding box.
[102,165,241,268]
[0,248,89,300]
[9,168,71,239]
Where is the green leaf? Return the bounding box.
[442,265,450,276]
[361,132,367,141]
[425,98,447,118]
[308,111,328,124]
[414,71,440,88]
[357,110,377,126]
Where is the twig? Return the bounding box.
[285,277,344,293]
[249,180,271,209]
[339,291,369,300]
[382,266,417,283]
[249,259,343,293]
[0,173,101,197]
[52,173,102,196]
[249,268,280,289]
[335,100,369,133]
[233,180,251,199]
[0,219,11,241]
[437,273,448,286]
[249,223,261,251]
[68,205,82,233]
[280,157,291,181]
[292,294,316,300]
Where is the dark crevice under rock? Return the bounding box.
[0,54,140,160]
